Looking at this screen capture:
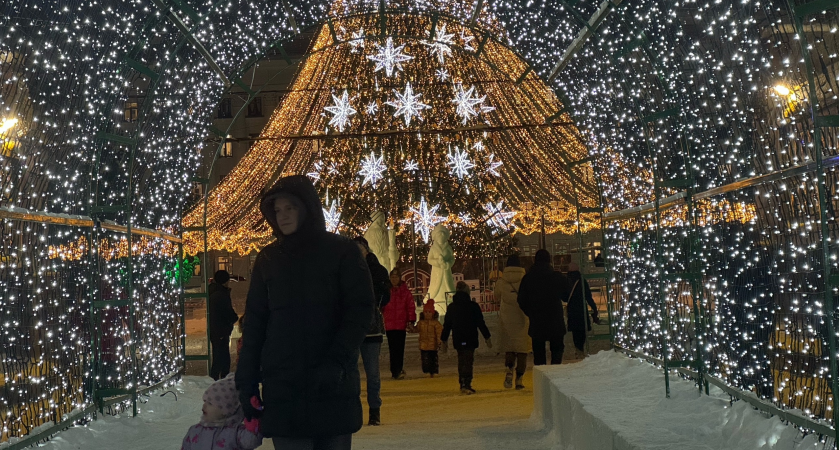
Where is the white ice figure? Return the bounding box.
[426,224,455,316]
[388,226,399,273]
[364,210,391,270]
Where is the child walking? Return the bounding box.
[181,374,263,450]
[417,299,443,377]
[441,283,492,394]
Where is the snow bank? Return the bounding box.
[40,377,215,450]
[532,350,823,450]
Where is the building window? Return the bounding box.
[246,97,263,117]
[124,101,139,122]
[221,135,233,158]
[217,256,232,272]
[217,98,232,119]
[191,181,205,197]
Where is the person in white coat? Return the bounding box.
[494,254,530,389]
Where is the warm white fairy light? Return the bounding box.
[386,82,431,126]
[324,89,357,132]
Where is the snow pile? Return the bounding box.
[532,350,825,450]
[40,377,215,450]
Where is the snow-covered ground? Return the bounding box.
[24,346,825,449]
[533,351,826,450]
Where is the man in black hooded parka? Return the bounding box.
[235,175,375,450]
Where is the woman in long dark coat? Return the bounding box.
[235,175,375,450]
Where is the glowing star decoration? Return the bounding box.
[485,153,503,177]
[447,145,475,180]
[324,90,357,132]
[307,161,324,181]
[386,82,431,126]
[366,101,378,115]
[404,159,419,172]
[436,68,450,82]
[472,140,485,152]
[422,24,455,64]
[367,37,413,78]
[484,201,516,231]
[323,196,341,233]
[458,213,472,225]
[359,151,386,188]
[410,196,445,243]
[452,84,494,125]
[460,29,475,52]
[349,28,365,53]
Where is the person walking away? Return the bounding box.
[564,262,599,360]
[417,299,443,377]
[352,236,391,426]
[209,270,239,381]
[441,283,492,394]
[236,176,375,450]
[382,268,416,380]
[494,255,530,389]
[181,374,263,450]
[517,249,567,366]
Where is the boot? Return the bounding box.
[368,408,381,426]
[575,348,585,360]
[515,373,525,390]
[504,367,514,389]
[461,377,476,395]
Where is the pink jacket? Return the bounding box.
[383,283,417,331]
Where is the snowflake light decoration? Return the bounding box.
[452,84,494,125]
[349,28,365,53]
[447,145,475,180]
[323,195,341,233]
[485,153,503,177]
[366,101,378,115]
[472,140,485,152]
[367,37,413,78]
[307,160,323,181]
[484,201,516,231]
[436,68,450,82]
[386,82,431,126]
[359,151,386,188]
[324,90,357,132]
[410,196,446,243]
[461,29,475,52]
[404,159,419,172]
[422,24,455,64]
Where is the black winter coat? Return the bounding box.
[517,262,567,340]
[365,252,391,338]
[236,176,375,439]
[441,291,491,350]
[208,282,238,339]
[564,271,598,332]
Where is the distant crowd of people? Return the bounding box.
[183,175,600,450]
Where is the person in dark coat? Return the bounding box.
[209,270,238,381]
[235,175,375,450]
[352,236,391,426]
[441,283,492,394]
[517,249,566,365]
[564,262,599,359]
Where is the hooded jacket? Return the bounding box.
[383,282,416,331]
[417,310,443,351]
[517,262,567,340]
[441,291,491,350]
[494,266,531,353]
[235,175,375,439]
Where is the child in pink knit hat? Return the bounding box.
[181,374,263,450]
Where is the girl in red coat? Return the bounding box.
[382,268,417,379]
